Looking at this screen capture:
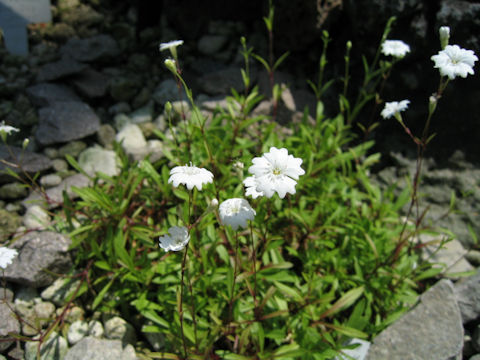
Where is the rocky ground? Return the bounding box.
[1,0,480,359]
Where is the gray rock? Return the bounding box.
[129,101,153,124]
[465,249,480,266]
[26,83,81,107]
[51,159,69,173]
[22,173,90,210]
[64,337,137,360]
[36,101,101,146]
[61,35,120,62]
[41,277,81,306]
[108,102,131,115]
[0,145,52,184]
[58,141,88,158]
[3,231,72,288]
[454,269,480,323]
[39,174,63,188]
[78,146,120,177]
[104,316,136,346]
[0,209,21,240]
[132,87,152,109]
[366,279,463,360]
[152,78,186,105]
[109,76,141,102]
[0,182,28,200]
[97,124,117,149]
[116,123,147,152]
[199,67,245,95]
[67,320,89,345]
[87,320,104,338]
[33,301,56,328]
[418,233,473,277]
[0,291,20,352]
[23,205,51,230]
[71,68,109,98]
[198,34,229,55]
[25,331,68,360]
[36,56,87,82]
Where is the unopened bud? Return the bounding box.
[346,40,352,50]
[439,26,450,49]
[164,58,177,75]
[22,138,29,149]
[429,95,438,114]
[210,198,219,207]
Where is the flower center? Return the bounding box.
[273,168,282,176]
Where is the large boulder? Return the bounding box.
[3,232,72,288]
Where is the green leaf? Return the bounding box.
[92,276,116,310]
[274,281,303,302]
[321,287,364,319]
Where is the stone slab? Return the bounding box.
[0,0,51,55]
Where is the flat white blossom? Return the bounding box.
[219,198,256,231]
[159,226,190,252]
[431,44,478,79]
[0,247,18,269]
[159,40,184,52]
[381,40,410,58]
[0,121,19,136]
[243,176,264,199]
[248,147,305,199]
[168,163,213,191]
[381,100,410,119]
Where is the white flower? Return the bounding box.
[219,198,256,231]
[159,226,190,252]
[0,247,18,269]
[159,40,184,52]
[243,176,264,199]
[168,163,214,191]
[0,121,19,136]
[248,147,305,199]
[381,40,411,58]
[431,44,478,79]
[381,100,410,119]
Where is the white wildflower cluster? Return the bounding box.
[0,247,18,270]
[431,44,477,80]
[0,121,19,136]
[159,146,305,249]
[245,147,305,199]
[381,40,410,58]
[381,100,410,120]
[159,226,190,252]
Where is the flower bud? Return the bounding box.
[22,138,29,150]
[439,26,450,49]
[346,40,352,50]
[429,95,438,114]
[164,58,177,75]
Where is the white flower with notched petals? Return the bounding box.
[0,121,19,136]
[431,44,478,79]
[219,198,256,231]
[168,163,213,191]
[248,147,305,199]
[243,176,264,199]
[0,247,18,270]
[159,40,184,52]
[381,100,410,119]
[159,226,190,252]
[381,40,410,58]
